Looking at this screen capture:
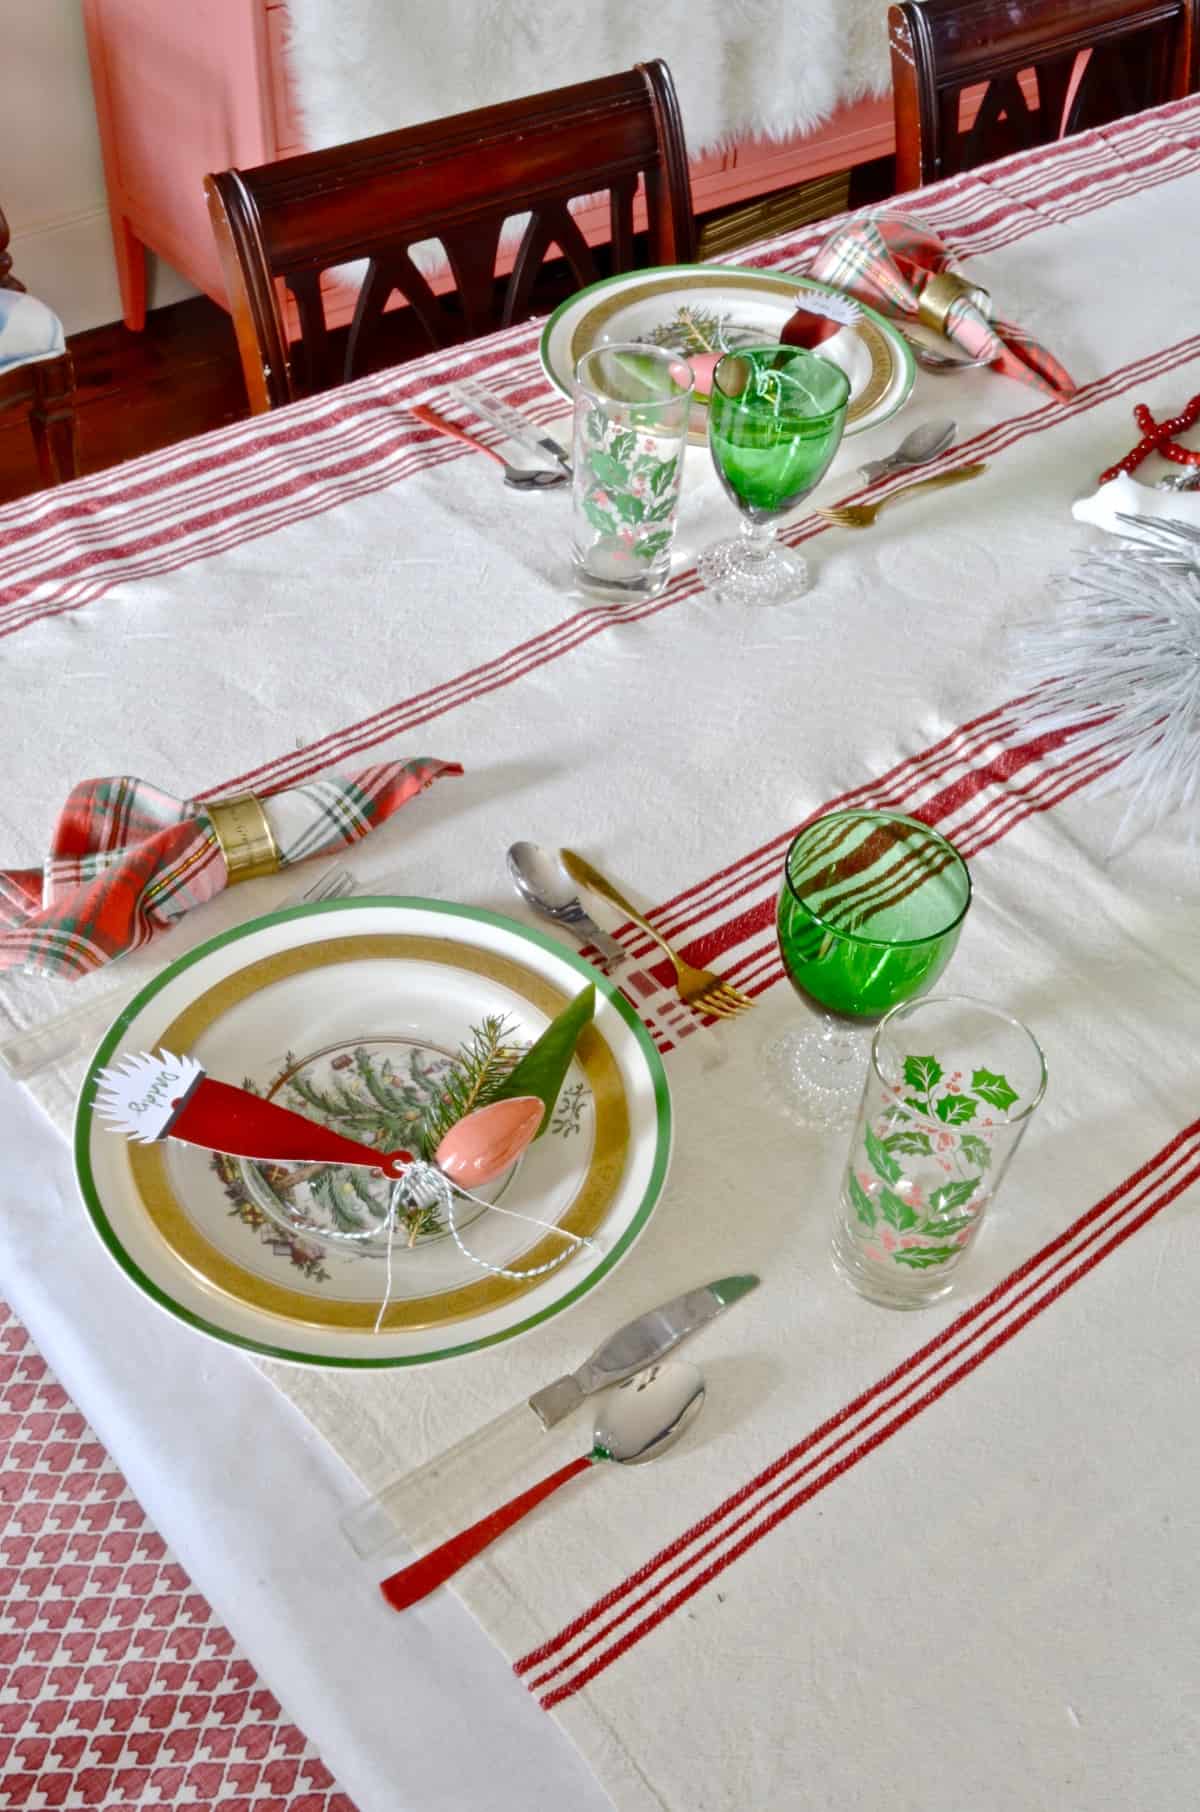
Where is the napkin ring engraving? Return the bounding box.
[207,792,281,883]
[917,270,989,336]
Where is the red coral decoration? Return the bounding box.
[1099,392,1200,483]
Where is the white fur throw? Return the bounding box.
[280,0,892,163]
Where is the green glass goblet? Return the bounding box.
[698,345,850,606]
[763,810,973,1129]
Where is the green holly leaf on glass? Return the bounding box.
[903,1054,943,1094]
[935,1093,977,1125]
[928,1177,979,1214]
[643,493,678,524]
[586,407,609,444]
[582,497,618,536]
[588,450,630,491]
[648,455,678,497]
[917,1213,974,1238]
[848,1170,876,1228]
[893,1245,959,1269]
[971,1068,1019,1111]
[611,490,646,525]
[865,1124,903,1184]
[959,1133,992,1170]
[638,529,673,560]
[611,429,638,463]
[883,1129,933,1157]
[879,1186,917,1232]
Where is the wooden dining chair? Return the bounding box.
[0,204,79,485]
[205,60,696,414]
[889,0,1200,187]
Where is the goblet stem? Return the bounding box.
[761,1010,873,1131]
[739,517,778,556]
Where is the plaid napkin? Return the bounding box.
[0,758,460,980]
[809,214,1076,397]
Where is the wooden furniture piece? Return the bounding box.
[0,206,79,486]
[205,62,695,413]
[889,0,1200,186]
[83,0,898,337]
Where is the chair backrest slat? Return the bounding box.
[206,60,695,412]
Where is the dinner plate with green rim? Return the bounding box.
[540,264,916,441]
[74,898,671,1369]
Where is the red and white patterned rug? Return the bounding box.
[0,1301,359,1811]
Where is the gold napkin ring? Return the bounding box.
[207,792,281,883]
[917,270,990,336]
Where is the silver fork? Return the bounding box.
[0,865,357,1081]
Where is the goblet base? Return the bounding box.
[760,1016,872,1132]
[698,533,809,606]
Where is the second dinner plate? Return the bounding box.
[541,263,916,439]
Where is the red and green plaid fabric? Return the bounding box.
[809,215,1076,397]
[0,758,460,980]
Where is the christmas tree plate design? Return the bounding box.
[541,264,915,440]
[74,899,671,1368]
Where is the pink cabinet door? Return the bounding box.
[84,0,278,327]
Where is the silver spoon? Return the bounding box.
[858,418,957,484]
[1155,467,1200,492]
[379,1361,706,1610]
[507,840,626,967]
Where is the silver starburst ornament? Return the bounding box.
[1013,515,1200,846]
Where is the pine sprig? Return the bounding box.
[418,1014,524,1159]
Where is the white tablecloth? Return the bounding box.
[3,97,1200,1812]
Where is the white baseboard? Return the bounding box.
[9,207,199,336]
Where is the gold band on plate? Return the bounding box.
[206,792,281,884]
[917,271,989,336]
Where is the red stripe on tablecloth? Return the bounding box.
[521,1123,1200,1706]
[746,99,1200,272]
[0,338,542,620]
[613,719,1123,1026]
[146,330,1198,817]
[3,99,1196,632]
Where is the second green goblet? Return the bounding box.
[764,809,973,1128]
[699,345,850,606]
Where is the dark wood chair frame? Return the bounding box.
[205,59,696,414]
[0,205,80,486]
[889,0,1200,188]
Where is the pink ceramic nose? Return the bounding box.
[435,1096,544,1188]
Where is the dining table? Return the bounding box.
[3,93,1200,1812]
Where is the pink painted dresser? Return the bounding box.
[83,0,895,333]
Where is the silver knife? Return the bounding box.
[341,1274,758,1559]
[528,1273,758,1426]
[447,378,573,476]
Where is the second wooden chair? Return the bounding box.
[889,0,1200,188]
[206,60,695,414]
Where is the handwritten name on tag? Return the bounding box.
[94,1049,205,1143]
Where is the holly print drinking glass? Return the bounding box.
[832,996,1047,1308]
[698,345,850,606]
[571,344,693,602]
[765,810,972,1129]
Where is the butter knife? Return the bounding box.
[447,378,572,476]
[341,1274,758,1559]
[527,1274,757,1426]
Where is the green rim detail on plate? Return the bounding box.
[539,262,916,434]
[74,897,672,1369]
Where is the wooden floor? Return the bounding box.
[0,296,249,507]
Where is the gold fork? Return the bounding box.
[815,461,988,529]
[559,849,754,1019]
